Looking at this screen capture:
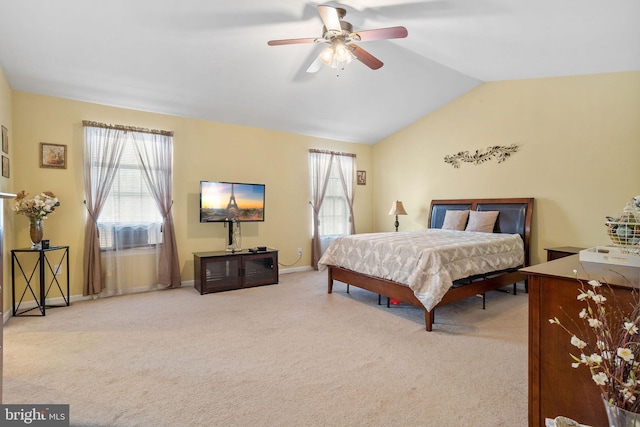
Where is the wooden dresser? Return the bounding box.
[522,255,640,427]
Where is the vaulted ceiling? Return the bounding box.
[0,1,638,144]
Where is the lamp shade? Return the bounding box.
[388,200,407,216]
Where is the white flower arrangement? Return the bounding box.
[13,190,60,222]
[549,272,640,412]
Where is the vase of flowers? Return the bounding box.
[603,396,640,427]
[29,218,44,247]
[550,274,640,426]
[14,191,60,249]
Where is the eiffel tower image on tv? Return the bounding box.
[226,183,239,219]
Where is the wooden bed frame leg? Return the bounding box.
[328,274,333,294]
[425,310,434,332]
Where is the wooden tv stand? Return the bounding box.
[194,249,278,295]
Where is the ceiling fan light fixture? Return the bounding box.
[319,46,334,65]
[333,41,352,62]
[320,39,354,71]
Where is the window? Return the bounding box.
[309,149,355,266]
[317,165,349,237]
[95,139,162,249]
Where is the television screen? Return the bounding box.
[200,181,265,222]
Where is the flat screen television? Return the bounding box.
[199,181,265,223]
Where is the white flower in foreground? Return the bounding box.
[625,378,638,388]
[617,348,635,362]
[579,308,587,319]
[624,322,639,335]
[588,318,603,328]
[590,353,603,364]
[622,390,637,404]
[588,280,602,287]
[593,372,609,385]
[571,336,587,349]
[592,294,607,303]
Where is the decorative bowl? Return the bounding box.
[606,211,640,247]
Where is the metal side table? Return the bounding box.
[11,246,70,316]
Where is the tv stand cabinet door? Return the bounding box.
[242,251,279,288]
[195,254,241,294]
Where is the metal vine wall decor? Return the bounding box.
[444,144,519,168]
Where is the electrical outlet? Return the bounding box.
[297,248,303,256]
[54,264,63,276]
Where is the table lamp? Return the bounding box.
[388,200,407,232]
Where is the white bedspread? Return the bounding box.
[317,229,524,311]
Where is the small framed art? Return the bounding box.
[40,142,67,169]
[2,155,9,178]
[357,170,366,185]
[1,125,7,154]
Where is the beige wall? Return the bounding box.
[373,71,640,265]
[6,91,374,307]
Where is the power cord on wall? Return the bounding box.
[278,252,303,268]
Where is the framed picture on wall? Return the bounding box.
[1,125,7,154]
[357,170,366,185]
[40,142,67,169]
[2,155,9,178]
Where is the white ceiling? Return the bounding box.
[0,0,638,144]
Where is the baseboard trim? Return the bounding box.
[280,265,313,274]
[2,267,315,323]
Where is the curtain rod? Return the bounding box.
[82,120,174,137]
[309,148,356,158]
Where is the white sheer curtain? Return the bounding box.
[309,150,334,269]
[130,131,181,287]
[335,154,356,235]
[82,123,127,296]
[309,149,356,269]
[83,121,177,297]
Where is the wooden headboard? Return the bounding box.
[428,198,534,267]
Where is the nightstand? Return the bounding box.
[545,246,585,262]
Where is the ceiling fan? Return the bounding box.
[267,4,408,73]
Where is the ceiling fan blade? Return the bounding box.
[348,44,383,70]
[306,54,324,73]
[317,5,342,32]
[268,37,318,46]
[351,26,408,42]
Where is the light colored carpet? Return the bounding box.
[3,270,528,426]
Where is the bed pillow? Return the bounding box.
[465,210,499,233]
[440,210,469,231]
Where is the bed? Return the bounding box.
[318,197,534,331]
